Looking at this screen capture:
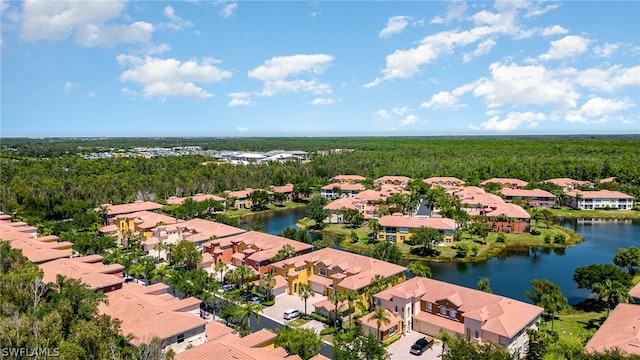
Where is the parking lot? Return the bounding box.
[386,331,443,360]
[261,292,327,323]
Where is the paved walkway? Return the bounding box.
[262,292,327,322]
[386,332,443,360]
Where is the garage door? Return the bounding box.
[310,281,326,295]
[272,286,287,298]
[414,319,440,337]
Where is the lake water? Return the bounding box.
[241,207,640,305]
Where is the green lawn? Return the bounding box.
[288,318,310,327]
[537,310,605,359]
[549,207,640,220]
[323,220,582,263]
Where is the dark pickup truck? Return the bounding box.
[410,336,434,355]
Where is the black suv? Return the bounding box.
[410,337,433,355]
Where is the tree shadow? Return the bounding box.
[410,247,441,257]
[574,298,604,312]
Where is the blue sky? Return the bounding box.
[1,1,639,137]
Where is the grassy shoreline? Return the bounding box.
[550,207,640,220]
[299,219,583,263]
[226,201,307,219]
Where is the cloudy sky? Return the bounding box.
[1,0,639,137]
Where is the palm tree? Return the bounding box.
[235,265,255,292]
[297,283,314,316]
[371,306,391,341]
[235,301,264,331]
[259,273,276,302]
[368,218,380,238]
[439,328,454,357]
[128,264,146,284]
[365,274,388,310]
[531,209,542,228]
[593,279,632,317]
[149,264,172,284]
[345,290,361,328]
[214,261,228,283]
[328,290,346,328]
[407,261,432,278]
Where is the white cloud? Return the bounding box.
[367,5,530,86]
[237,126,248,132]
[566,97,634,123]
[421,91,459,109]
[312,97,335,105]
[117,55,232,100]
[379,16,411,38]
[163,5,193,31]
[249,54,334,96]
[219,3,237,18]
[431,1,467,24]
[472,62,580,110]
[540,25,569,37]
[401,114,419,125]
[310,11,321,18]
[593,42,620,58]
[20,0,153,47]
[392,106,411,115]
[539,35,590,61]
[574,65,640,92]
[463,39,496,63]
[64,81,80,93]
[228,92,254,106]
[374,109,392,120]
[470,111,547,132]
[525,3,560,18]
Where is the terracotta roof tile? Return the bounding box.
[585,303,640,355]
[378,214,456,230]
[39,257,124,291]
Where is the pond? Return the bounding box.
[240,207,640,305]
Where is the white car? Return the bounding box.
[283,309,301,320]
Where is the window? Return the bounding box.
[474,330,480,339]
[449,309,456,319]
[426,303,432,312]
[394,305,398,313]
[399,227,409,233]
[439,306,446,316]
[378,234,384,239]
[386,235,396,242]
[389,326,396,336]
[498,336,508,346]
[319,268,326,276]
[376,299,382,306]
[177,334,184,344]
[400,236,405,241]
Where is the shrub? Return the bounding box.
[310,312,331,325]
[383,333,402,346]
[544,235,551,244]
[455,243,469,258]
[554,234,566,244]
[262,300,274,307]
[320,327,336,335]
[530,229,541,236]
[496,232,506,243]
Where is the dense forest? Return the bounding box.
[1,136,638,229]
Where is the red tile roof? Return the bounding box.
[374,176,414,185]
[321,183,366,191]
[566,189,633,199]
[206,321,235,342]
[499,188,556,198]
[39,257,124,291]
[358,308,401,331]
[99,201,163,216]
[330,175,366,182]
[269,184,294,193]
[376,277,542,339]
[99,283,205,345]
[166,194,227,205]
[480,178,529,187]
[423,177,466,187]
[542,178,593,188]
[585,303,640,355]
[169,218,246,241]
[378,214,456,230]
[223,231,313,263]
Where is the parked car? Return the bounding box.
[222,284,236,291]
[249,296,263,304]
[410,336,433,355]
[283,309,302,320]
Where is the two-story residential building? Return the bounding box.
[320,183,366,200]
[329,175,366,184]
[269,184,295,202]
[480,178,529,189]
[377,214,456,246]
[1,216,73,264]
[112,211,180,245]
[542,178,593,192]
[97,201,163,224]
[224,188,269,209]
[98,282,207,354]
[423,177,466,189]
[374,176,414,189]
[374,277,543,357]
[484,203,531,233]
[39,255,125,293]
[585,303,640,356]
[208,231,313,277]
[564,189,634,210]
[499,188,556,208]
[154,218,246,253]
[166,193,227,208]
[270,248,406,304]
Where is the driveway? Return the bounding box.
[262,292,327,323]
[387,331,443,360]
